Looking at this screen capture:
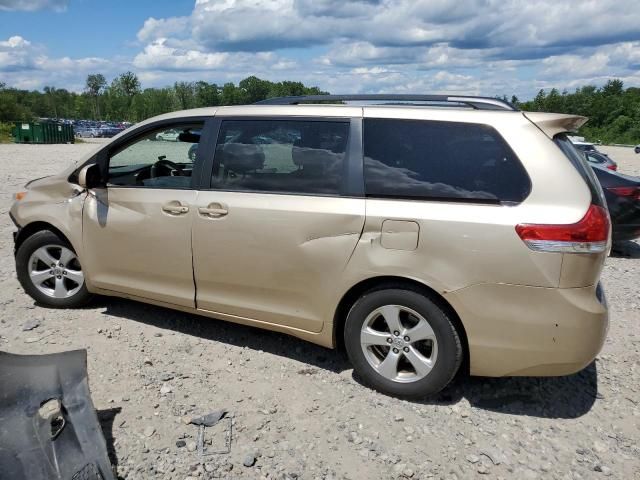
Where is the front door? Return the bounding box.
[82,122,204,307]
[192,117,365,332]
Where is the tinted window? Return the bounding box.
[212,120,349,195]
[554,133,605,207]
[108,123,202,188]
[363,119,530,203]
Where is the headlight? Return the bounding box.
[13,191,27,201]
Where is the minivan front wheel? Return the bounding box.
[16,230,92,308]
[344,288,462,398]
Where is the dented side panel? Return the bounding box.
[192,191,365,332]
[82,187,198,307]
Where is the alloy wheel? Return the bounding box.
[360,304,438,383]
[28,245,84,299]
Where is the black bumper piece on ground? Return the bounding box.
[0,349,114,480]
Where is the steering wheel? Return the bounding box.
[151,157,184,177]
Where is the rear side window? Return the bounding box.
[211,119,349,195]
[363,118,530,203]
[554,134,605,207]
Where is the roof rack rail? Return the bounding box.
[255,94,518,111]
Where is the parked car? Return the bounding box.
[97,127,123,138]
[10,95,610,398]
[76,128,99,138]
[571,140,605,155]
[585,151,617,171]
[591,165,640,242]
[634,145,639,154]
[155,129,180,141]
[188,143,198,161]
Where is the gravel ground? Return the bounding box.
[0,141,639,480]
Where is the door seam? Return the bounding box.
[191,191,199,309]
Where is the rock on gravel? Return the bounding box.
[0,142,639,479]
[21,318,40,331]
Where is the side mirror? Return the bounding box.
[78,163,102,189]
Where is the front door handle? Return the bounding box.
[162,201,189,215]
[198,203,228,218]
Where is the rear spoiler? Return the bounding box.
[523,112,588,138]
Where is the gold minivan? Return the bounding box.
[10,95,610,398]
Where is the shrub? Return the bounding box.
[0,122,14,143]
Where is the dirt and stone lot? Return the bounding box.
[0,141,639,480]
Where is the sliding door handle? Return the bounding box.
[198,203,228,218]
[162,201,189,215]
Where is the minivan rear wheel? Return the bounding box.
[344,288,462,398]
[16,230,92,308]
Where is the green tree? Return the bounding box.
[43,86,59,118]
[239,75,271,103]
[115,71,141,98]
[174,81,195,110]
[220,82,243,105]
[603,79,624,96]
[108,72,142,121]
[85,73,107,119]
[194,81,220,107]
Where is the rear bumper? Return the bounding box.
[445,282,608,377]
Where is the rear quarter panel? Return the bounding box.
[335,107,595,300]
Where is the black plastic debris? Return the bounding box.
[0,350,115,480]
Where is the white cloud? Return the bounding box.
[3,0,640,100]
[154,0,640,60]
[132,38,299,76]
[0,0,68,11]
[133,39,229,70]
[137,17,191,43]
[0,36,117,90]
[0,36,40,71]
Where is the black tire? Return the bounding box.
[344,288,462,398]
[16,230,93,308]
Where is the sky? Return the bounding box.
[1,0,639,100]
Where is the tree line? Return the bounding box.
[514,79,640,144]
[0,72,325,125]
[1,74,639,144]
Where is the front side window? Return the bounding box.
[211,119,349,195]
[363,118,530,203]
[108,123,203,188]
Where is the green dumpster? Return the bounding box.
[13,121,74,144]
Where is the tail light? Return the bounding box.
[607,186,640,200]
[516,205,610,254]
[606,164,617,171]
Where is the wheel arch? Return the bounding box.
[15,221,72,253]
[332,276,470,373]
